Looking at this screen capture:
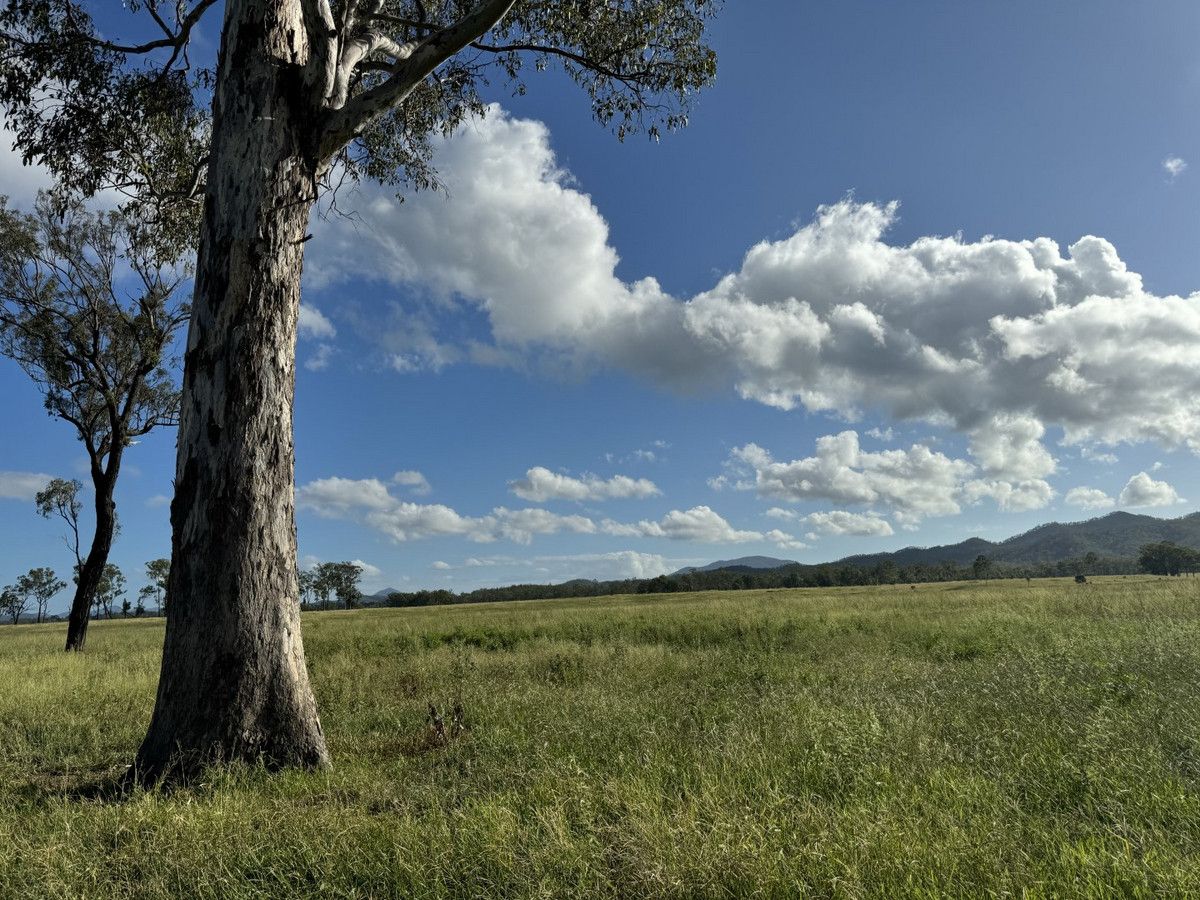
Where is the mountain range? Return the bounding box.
[675,511,1200,575]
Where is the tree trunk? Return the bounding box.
[64,464,120,651]
[136,0,329,781]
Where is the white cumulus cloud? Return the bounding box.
[1118,472,1183,508]
[307,107,1200,466]
[392,470,432,496]
[298,305,337,339]
[804,510,895,537]
[1164,156,1188,180]
[510,466,660,502]
[601,505,767,544]
[1065,486,1115,510]
[349,559,382,579]
[723,430,1053,525]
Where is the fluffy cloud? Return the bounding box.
[1065,486,1115,510]
[350,559,383,579]
[0,470,53,501]
[1080,447,1118,465]
[305,483,595,545]
[967,415,1056,481]
[600,505,766,544]
[393,470,432,496]
[1164,156,1188,180]
[766,506,893,537]
[727,433,971,522]
[442,551,680,581]
[510,466,660,502]
[308,107,1200,461]
[961,478,1056,512]
[763,529,810,551]
[1118,472,1183,508]
[535,551,673,580]
[303,343,335,372]
[804,510,895,537]
[298,305,337,371]
[298,305,336,339]
[724,431,1053,525]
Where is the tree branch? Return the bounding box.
[300,0,339,102]
[319,0,517,158]
[78,0,219,58]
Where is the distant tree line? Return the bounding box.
[379,552,1150,609]
[4,543,1193,625]
[1137,542,1200,577]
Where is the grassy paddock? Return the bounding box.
[2,577,1200,897]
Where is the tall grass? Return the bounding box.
[1,577,1199,897]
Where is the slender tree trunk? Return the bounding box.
[64,464,120,651]
[136,0,329,781]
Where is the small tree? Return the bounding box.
[972,555,993,581]
[0,199,189,651]
[332,563,364,609]
[1,585,26,625]
[16,567,67,624]
[137,585,156,618]
[83,563,127,620]
[312,561,363,610]
[36,479,84,573]
[145,558,171,615]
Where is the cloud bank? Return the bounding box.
[298,477,801,548]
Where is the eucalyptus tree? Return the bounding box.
[138,585,156,617]
[17,567,67,624]
[88,563,127,620]
[0,199,189,651]
[314,561,364,610]
[35,478,84,574]
[1,585,26,625]
[1,0,720,780]
[145,558,171,614]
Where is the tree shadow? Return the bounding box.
[15,763,138,805]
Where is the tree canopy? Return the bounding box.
[0,0,718,221]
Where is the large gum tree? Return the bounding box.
[0,0,719,781]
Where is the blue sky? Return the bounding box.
[2,0,1200,609]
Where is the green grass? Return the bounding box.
[2,577,1200,897]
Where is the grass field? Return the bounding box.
[2,577,1200,897]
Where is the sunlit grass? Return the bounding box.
[2,576,1199,897]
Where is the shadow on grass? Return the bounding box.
[14,762,137,805]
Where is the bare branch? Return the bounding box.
[80,0,219,59]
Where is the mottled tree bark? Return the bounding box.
[136,0,329,780]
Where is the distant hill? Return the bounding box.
[681,511,1200,575]
[675,555,798,575]
[838,511,1200,570]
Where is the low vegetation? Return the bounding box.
[2,576,1200,896]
